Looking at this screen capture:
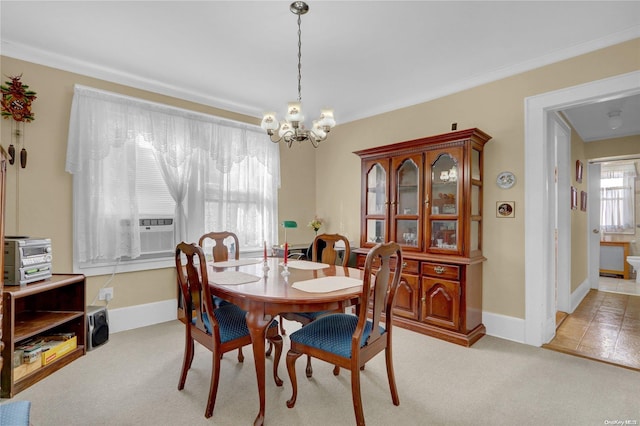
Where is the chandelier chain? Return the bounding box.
[297,14,302,103]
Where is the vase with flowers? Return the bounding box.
[308,217,323,235]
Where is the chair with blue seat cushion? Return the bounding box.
[198,231,240,309]
[285,241,403,426]
[0,400,31,425]
[281,233,351,376]
[176,242,283,419]
[198,231,259,358]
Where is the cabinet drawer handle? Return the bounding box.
[402,262,408,268]
[433,266,446,274]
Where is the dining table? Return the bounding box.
[207,256,365,426]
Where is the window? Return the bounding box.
[66,85,280,275]
[600,161,636,234]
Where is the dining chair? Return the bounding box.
[199,231,277,358]
[198,231,247,357]
[281,233,351,376]
[199,231,239,263]
[175,242,284,418]
[285,241,403,426]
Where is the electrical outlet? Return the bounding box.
[99,287,114,301]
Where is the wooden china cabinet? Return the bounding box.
[354,128,491,346]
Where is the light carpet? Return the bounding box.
[5,319,639,426]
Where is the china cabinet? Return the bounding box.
[354,128,491,346]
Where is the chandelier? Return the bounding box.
[261,1,336,148]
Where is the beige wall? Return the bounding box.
[314,38,639,319]
[0,56,315,308]
[571,129,589,292]
[0,37,638,320]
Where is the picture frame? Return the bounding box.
[580,190,587,211]
[576,160,583,183]
[496,201,515,218]
[571,186,578,210]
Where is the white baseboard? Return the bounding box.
[571,279,591,313]
[106,299,178,334]
[483,311,526,344]
[106,300,529,346]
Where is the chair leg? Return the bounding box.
[286,350,303,408]
[268,335,284,386]
[350,365,365,426]
[279,315,287,335]
[237,347,244,362]
[178,333,194,390]
[333,364,340,376]
[385,345,400,406]
[305,354,313,378]
[266,340,273,357]
[205,348,222,418]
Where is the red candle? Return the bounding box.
[284,242,288,265]
[263,241,267,261]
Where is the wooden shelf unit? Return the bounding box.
[1,274,86,398]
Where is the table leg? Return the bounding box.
[246,309,271,426]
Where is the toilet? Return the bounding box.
[626,256,640,283]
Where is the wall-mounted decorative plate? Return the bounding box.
[496,171,516,189]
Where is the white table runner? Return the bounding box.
[209,271,261,285]
[280,260,330,270]
[292,276,363,293]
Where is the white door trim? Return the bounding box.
[524,70,640,347]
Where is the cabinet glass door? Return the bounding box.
[364,161,388,245]
[392,156,421,249]
[428,151,461,252]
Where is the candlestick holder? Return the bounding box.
[262,261,270,277]
[281,264,290,277]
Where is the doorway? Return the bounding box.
[524,70,640,347]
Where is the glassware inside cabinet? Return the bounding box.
[366,163,386,215]
[396,159,418,216]
[366,219,385,243]
[431,154,458,215]
[396,219,418,247]
[430,220,457,250]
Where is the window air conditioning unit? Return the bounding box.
[139,217,175,255]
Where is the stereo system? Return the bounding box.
[87,305,109,351]
[4,237,52,286]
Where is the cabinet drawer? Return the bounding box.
[356,254,418,274]
[422,262,460,280]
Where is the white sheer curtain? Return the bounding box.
[600,165,636,233]
[66,85,280,265]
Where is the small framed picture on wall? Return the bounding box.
[576,160,583,183]
[581,190,587,211]
[571,186,578,210]
[496,201,515,218]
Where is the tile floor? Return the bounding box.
[598,275,640,295]
[544,279,640,371]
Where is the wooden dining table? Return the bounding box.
[207,256,364,426]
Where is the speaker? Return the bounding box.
[87,305,109,351]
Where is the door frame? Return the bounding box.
[524,70,640,347]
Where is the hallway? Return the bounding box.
[544,282,640,371]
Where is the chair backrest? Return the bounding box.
[199,231,240,262]
[311,233,351,266]
[175,242,215,335]
[359,241,403,345]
